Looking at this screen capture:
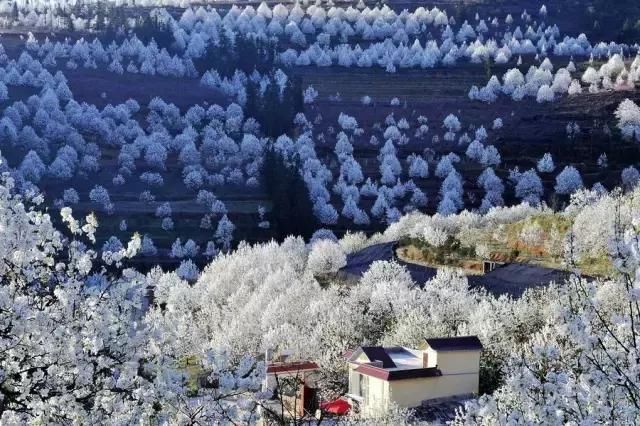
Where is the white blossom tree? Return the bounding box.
[215,214,236,252]
[537,153,555,173]
[0,175,264,424]
[555,165,584,195]
[307,240,347,275]
[615,99,640,141]
[515,169,544,205]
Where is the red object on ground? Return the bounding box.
[320,398,351,415]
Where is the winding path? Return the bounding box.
[340,241,573,297]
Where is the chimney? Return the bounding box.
[422,352,429,368]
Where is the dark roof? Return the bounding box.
[360,346,396,368]
[354,364,442,381]
[425,336,483,352]
[384,346,414,355]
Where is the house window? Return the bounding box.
[349,371,358,395]
[349,372,368,399]
[359,374,368,401]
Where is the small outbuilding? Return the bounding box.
[262,351,321,418]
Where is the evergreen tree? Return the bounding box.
[263,148,317,240]
[245,80,259,120]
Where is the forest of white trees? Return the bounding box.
[1,0,640,423]
[1,0,630,76]
[2,161,640,423]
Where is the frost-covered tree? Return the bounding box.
[615,99,640,141]
[19,150,46,183]
[340,157,364,185]
[179,142,201,166]
[303,86,318,104]
[177,259,200,281]
[306,240,346,275]
[536,84,555,103]
[0,176,268,423]
[155,202,172,218]
[443,114,461,141]
[215,214,235,252]
[63,188,80,205]
[334,132,354,161]
[537,153,555,173]
[621,166,640,190]
[438,170,464,215]
[314,200,339,225]
[568,79,582,95]
[141,235,157,256]
[102,236,124,258]
[435,155,455,178]
[582,66,600,87]
[475,126,488,142]
[515,169,544,205]
[459,222,640,424]
[89,185,113,214]
[477,167,504,211]
[371,193,389,218]
[171,238,185,259]
[539,4,548,16]
[48,155,75,180]
[466,140,485,162]
[338,113,358,133]
[161,217,174,231]
[410,187,428,209]
[555,165,584,195]
[183,239,200,258]
[309,229,338,246]
[408,154,429,178]
[140,172,164,187]
[144,141,168,170]
[597,153,608,169]
[0,82,8,102]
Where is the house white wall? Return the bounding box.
[433,350,481,375]
[348,368,389,416]
[364,375,388,415]
[388,373,479,409]
[348,369,479,414]
[425,347,438,368]
[347,345,482,415]
[348,348,481,413]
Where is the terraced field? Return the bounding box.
[1,0,638,265]
[299,62,640,219]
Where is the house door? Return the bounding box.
[302,385,317,415]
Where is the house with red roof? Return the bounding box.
[345,336,483,416]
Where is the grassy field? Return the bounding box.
[397,210,614,277]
